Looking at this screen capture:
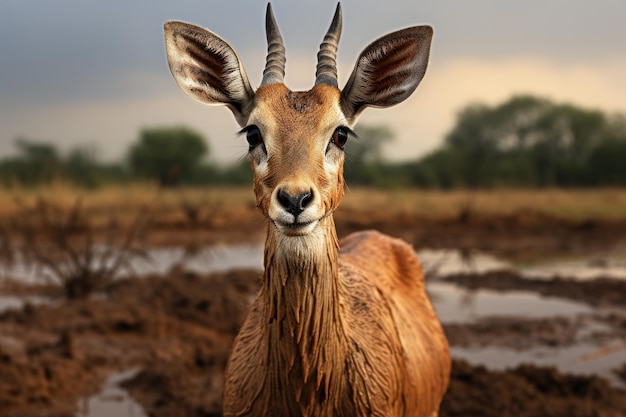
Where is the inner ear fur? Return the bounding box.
[340,26,433,123]
[164,21,255,126]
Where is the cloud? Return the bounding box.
[359,56,626,161]
[3,53,624,165]
[0,89,245,163]
[1,1,625,164]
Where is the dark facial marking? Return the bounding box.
[284,90,323,113]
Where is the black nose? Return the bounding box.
[277,189,313,217]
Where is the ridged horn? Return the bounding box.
[315,3,342,88]
[261,3,286,86]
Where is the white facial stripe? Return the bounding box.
[245,87,348,237]
[254,156,269,176]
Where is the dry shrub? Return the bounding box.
[2,198,152,299]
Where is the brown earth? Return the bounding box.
[1,205,626,416]
[0,270,259,417]
[442,270,626,308]
[336,208,626,262]
[4,197,626,261]
[0,266,624,417]
[441,359,626,417]
[144,207,626,262]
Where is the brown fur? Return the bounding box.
[223,84,450,417]
[163,14,448,416]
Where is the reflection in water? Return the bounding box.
[1,244,624,396]
[0,295,51,313]
[428,282,592,324]
[419,249,510,278]
[3,245,626,285]
[451,342,626,389]
[428,281,626,387]
[136,244,264,275]
[520,257,626,281]
[75,369,147,417]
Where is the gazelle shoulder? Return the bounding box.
[339,230,425,290]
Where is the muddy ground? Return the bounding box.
[1,212,626,416]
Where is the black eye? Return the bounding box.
[330,127,349,150]
[244,126,263,150]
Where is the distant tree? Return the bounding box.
[587,139,626,185]
[0,139,131,188]
[0,138,62,186]
[409,147,469,189]
[128,126,209,186]
[344,124,394,186]
[348,125,394,164]
[219,159,253,185]
[185,159,253,186]
[63,146,100,188]
[422,95,619,187]
[15,138,59,162]
[443,96,559,186]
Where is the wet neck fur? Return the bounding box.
[261,215,349,410]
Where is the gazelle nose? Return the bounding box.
[277,189,313,217]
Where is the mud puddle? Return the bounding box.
[4,244,626,285]
[429,281,625,388]
[0,294,52,313]
[153,245,626,282]
[0,261,623,416]
[451,342,626,389]
[520,256,626,281]
[76,369,147,417]
[429,282,592,323]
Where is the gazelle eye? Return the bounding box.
[244,126,264,150]
[330,127,349,150]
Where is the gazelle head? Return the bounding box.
[164,4,432,237]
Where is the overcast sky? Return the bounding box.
[1,1,625,163]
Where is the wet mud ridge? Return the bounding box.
[0,268,625,417]
[442,269,626,308]
[441,359,626,417]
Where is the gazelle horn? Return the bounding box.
[315,3,342,88]
[261,3,286,86]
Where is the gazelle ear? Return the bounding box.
[340,26,433,123]
[164,21,255,126]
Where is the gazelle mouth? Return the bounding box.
[273,219,319,236]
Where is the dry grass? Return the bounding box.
[3,198,151,298]
[342,187,626,221]
[0,184,255,223]
[2,184,626,222]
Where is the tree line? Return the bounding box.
[0,127,253,188]
[2,94,626,189]
[409,95,626,188]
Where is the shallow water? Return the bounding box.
[0,294,51,313]
[0,245,265,284]
[137,246,513,278]
[520,257,626,281]
[126,245,626,282]
[2,245,625,318]
[2,243,625,396]
[136,244,265,275]
[418,247,626,282]
[451,342,626,389]
[428,282,592,324]
[75,369,146,417]
[3,244,626,286]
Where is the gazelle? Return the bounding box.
[164,3,450,416]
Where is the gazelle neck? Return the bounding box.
[261,214,348,397]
